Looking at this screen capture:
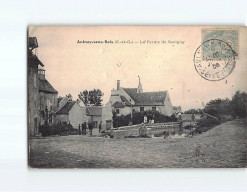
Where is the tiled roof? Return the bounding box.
[56,101,76,115]
[122,88,167,106]
[39,78,58,94]
[86,107,102,116]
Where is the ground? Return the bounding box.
[29,119,247,168]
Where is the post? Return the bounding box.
[78,124,81,135]
[130,99,133,125]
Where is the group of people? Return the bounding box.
[78,121,102,136]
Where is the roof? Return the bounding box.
[39,78,58,94]
[122,88,167,106]
[57,97,64,105]
[86,107,102,116]
[112,101,125,108]
[120,95,131,106]
[28,53,44,67]
[56,101,76,115]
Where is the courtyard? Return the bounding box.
[29,119,247,168]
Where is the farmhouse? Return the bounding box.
[106,78,174,116]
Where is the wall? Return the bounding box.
[162,92,174,116]
[54,114,69,124]
[39,91,58,125]
[69,103,87,129]
[27,65,39,136]
[87,115,102,128]
[115,106,132,116]
[102,106,113,130]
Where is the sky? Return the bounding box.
[29,26,247,111]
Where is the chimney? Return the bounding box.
[38,68,46,80]
[117,80,120,90]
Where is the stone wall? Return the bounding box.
[28,65,39,136]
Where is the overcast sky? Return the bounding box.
[29,26,247,111]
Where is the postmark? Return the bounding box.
[201,29,239,60]
[194,39,236,81]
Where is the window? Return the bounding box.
[116,109,119,114]
[132,109,135,112]
[152,107,156,112]
[140,107,144,112]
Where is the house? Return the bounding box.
[54,98,112,130]
[28,37,59,136]
[38,66,58,125]
[85,106,113,130]
[28,37,42,136]
[106,78,174,116]
[54,100,76,124]
[69,101,87,128]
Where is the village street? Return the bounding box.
[29,119,247,168]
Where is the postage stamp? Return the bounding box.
[201,29,239,60]
[194,39,236,81]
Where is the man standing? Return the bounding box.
[99,121,102,133]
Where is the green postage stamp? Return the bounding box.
[201,28,239,60]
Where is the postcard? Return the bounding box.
[28,26,247,168]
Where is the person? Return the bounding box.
[191,113,195,121]
[78,124,81,135]
[99,122,102,133]
[143,115,148,124]
[139,122,147,137]
[81,123,85,135]
[88,122,93,136]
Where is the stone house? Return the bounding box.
[28,37,42,136]
[106,78,174,116]
[28,37,58,136]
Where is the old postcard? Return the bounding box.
[28,26,247,168]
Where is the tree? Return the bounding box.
[184,108,202,114]
[230,91,247,118]
[78,89,104,106]
[78,90,89,106]
[203,98,231,117]
[66,94,72,101]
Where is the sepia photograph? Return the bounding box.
[28,26,247,168]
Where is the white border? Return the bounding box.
[0,0,247,192]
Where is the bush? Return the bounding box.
[39,122,75,136]
[198,117,219,128]
[191,117,220,135]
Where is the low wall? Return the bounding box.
[111,122,182,139]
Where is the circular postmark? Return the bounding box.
[194,39,236,81]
